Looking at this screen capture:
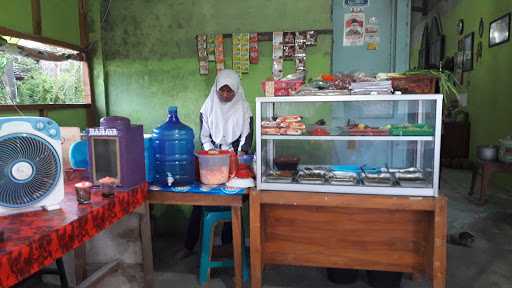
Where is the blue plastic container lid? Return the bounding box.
[330,165,382,174]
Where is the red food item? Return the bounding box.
[277,115,303,123]
[289,122,306,129]
[200,166,229,185]
[262,127,281,135]
[236,163,254,178]
[278,122,290,128]
[75,181,92,188]
[98,176,118,185]
[285,128,304,135]
[262,120,279,128]
[311,127,330,136]
[321,74,335,81]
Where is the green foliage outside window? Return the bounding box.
[0,53,84,105]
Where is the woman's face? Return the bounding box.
[217,85,236,102]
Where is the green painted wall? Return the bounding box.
[0,0,33,34]
[0,110,87,129]
[103,37,331,136]
[444,1,512,157]
[87,0,107,118]
[48,109,88,129]
[411,0,512,188]
[40,0,81,45]
[0,0,81,45]
[96,0,332,137]
[89,0,332,232]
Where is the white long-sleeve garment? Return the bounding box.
[199,70,252,152]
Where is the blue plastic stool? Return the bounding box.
[199,209,249,286]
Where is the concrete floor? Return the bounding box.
[20,169,512,288]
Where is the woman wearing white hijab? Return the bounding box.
[199,69,253,153]
[182,70,253,255]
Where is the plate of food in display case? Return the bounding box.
[264,170,295,183]
[296,167,331,184]
[326,171,359,186]
[261,114,306,136]
[389,124,434,136]
[389,167,430,188]
[343,120,389,136]
[361,172,395,187]
[305,119,339,136]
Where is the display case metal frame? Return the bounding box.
[255,94,443,197]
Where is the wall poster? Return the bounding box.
[462,32,474,72]
[344,13,365,46]
[365,17,380,50]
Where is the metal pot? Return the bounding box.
[477,145,498,161]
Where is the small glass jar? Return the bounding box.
[75,181,92,204]
[98,177,118,198]
[101,183,115,198]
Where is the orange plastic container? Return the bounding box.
[196,150,238,185]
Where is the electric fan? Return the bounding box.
[0,117,64,214]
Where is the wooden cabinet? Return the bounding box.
[441,121,471,160]
[250,189,447,288]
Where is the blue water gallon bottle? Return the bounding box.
[143,134,154,183]
[152,106,195,186]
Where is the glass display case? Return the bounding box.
[256,94,443,197]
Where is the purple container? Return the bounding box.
[87,116,145,189]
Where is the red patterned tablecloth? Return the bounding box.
[0,182,147,287]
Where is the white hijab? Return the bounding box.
[200,70,252,150]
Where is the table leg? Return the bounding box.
[433,198,447,288]
[231,206,243,288]
[479,165,490,204]
[74,244,87,286]
[469,165,479,196]
[250,189,262,288]
[140,202,154,288]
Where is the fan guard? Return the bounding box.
[0,133,61,208]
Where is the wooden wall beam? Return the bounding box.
[78,0,89,49]
[0,104,91,112]
[31,0,42,35]
[0,26,83,52]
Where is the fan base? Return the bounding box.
[43,204,61,211]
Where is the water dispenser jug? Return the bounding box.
[152,106,195,186]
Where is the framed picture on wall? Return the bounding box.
[454,52,464,85]
[458,38,464,52]
[489,13,510,47]
[463,32,474,72]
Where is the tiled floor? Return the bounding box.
[20,169,512,288]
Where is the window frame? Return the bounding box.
[0,25,93,110]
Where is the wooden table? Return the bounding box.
[250,189,447,288]
[0,182,150,288]
[469,160,512,204]
[147,190,247,288]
